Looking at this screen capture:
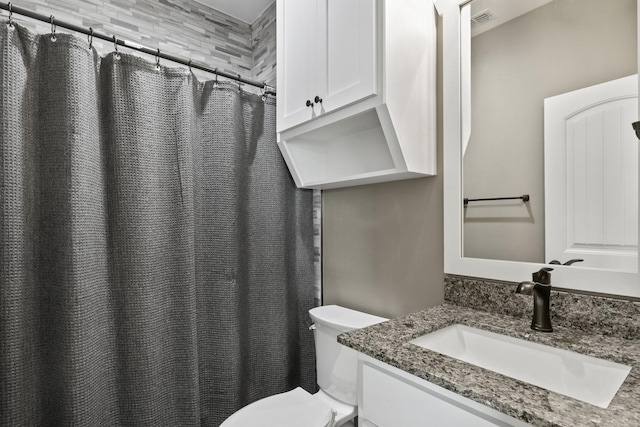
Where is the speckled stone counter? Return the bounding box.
[338,303,640,426]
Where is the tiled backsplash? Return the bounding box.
[445,274,640,340]
[6,0,276,86]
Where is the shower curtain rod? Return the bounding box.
[0,1,276,95]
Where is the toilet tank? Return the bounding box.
[309,305,387,406]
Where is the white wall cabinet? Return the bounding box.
[276,0,437,189]
[277,0,376,132]
[358,354,530,427]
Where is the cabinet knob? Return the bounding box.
[306,99,314,107]
[314,96,323,104]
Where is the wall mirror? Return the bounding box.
[436,0,640,298]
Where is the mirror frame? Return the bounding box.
[435,0,640,298]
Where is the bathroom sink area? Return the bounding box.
[409,324,631,409]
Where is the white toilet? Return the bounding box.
[220,305,387,427]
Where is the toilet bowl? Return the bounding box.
[220,305,387,427]
[219,387,356,427]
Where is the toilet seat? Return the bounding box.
[220,387,336,427]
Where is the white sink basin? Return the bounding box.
[409,324,631,408]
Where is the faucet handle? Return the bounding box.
[532,267,553,285]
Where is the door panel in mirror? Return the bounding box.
[545,75,638,272]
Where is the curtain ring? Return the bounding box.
[50,15,56,42]
[188,59,192,73]
[112,35,120,59]
[87,27,94,50]
[7,2,13,28]
[155,48,161,70]
[237,74,243,92]
[261,82,267,102]
[213,68,219,88]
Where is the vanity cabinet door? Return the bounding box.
[277,0,376,132]
[359,357,528,427]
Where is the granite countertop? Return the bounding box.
[338,303,640,427]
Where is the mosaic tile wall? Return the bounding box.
[251,1,276,87]
[4,0,277,86]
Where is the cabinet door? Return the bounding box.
[318,0,377,113]
[360,360,525,427]
[277,0,320,132]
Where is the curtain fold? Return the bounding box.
[1,23,315,427]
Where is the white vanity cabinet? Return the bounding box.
[276,0,437,189]
[358,354,530,427]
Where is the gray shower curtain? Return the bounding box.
[0,23,316,426]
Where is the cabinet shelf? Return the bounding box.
[279,108,433,189]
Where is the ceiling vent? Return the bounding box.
[471,9,497,27]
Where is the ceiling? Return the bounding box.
[194,0,275,24]
[195,0,552,30]
[195,0,555,32]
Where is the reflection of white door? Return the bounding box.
[545,75,638,271]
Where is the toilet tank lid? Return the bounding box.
[309,305,387,331]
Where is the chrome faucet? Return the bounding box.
[516,267,554,332]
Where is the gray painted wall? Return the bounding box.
[321,18,445,319]
[464,0,637,263]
